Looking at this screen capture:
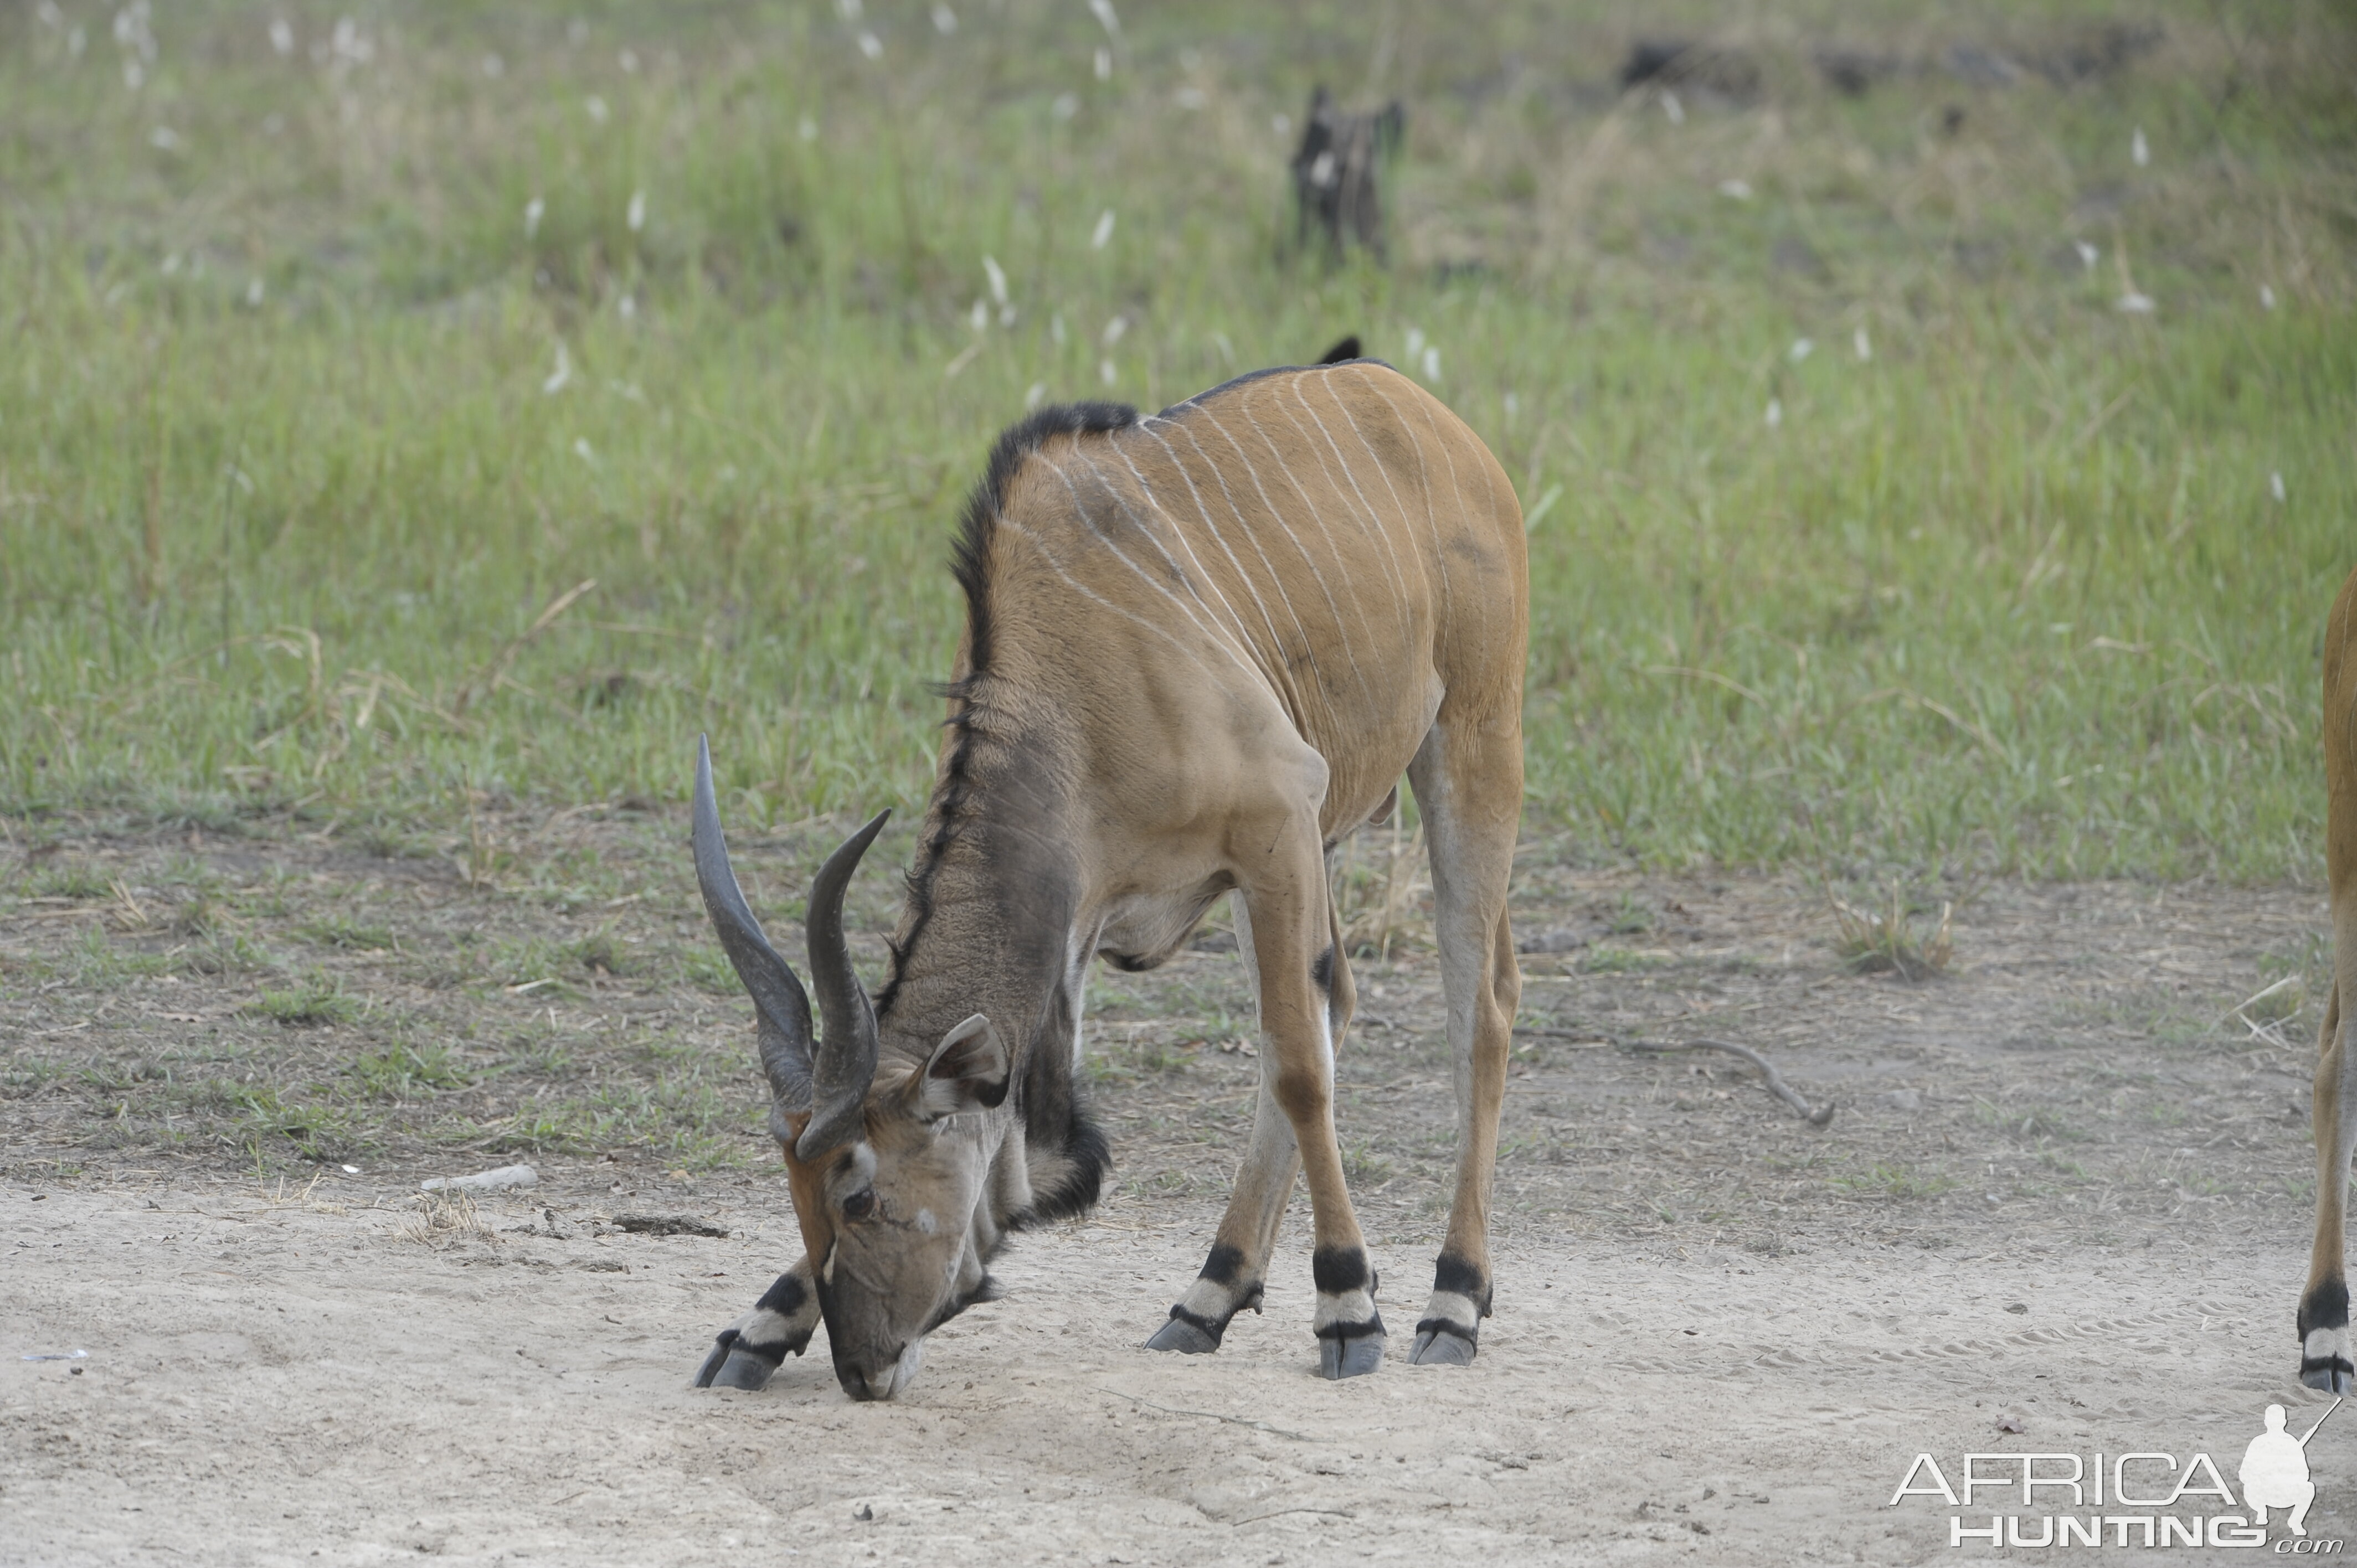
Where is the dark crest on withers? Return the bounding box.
[691,735,887,1160]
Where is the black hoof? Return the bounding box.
[1318,1331,1385,1379]
[692,1334,735,1388]
[1409,1324,1478,1365]
[1146,1313,1221,1354]
[2301,1358,2354,1394]
[711,1346,781,1390]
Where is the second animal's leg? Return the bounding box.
[693,1257,822,1390]
[2303,968,2354,1392]
[1148,894,1304,1354]
[1403,711,1522,1366]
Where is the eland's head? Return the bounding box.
[692,737,1018,1401]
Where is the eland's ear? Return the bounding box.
[919,1014,1010,1120]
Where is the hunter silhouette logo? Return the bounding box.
[1887,1397,2344,1549]
[2242,1401,2335,1539]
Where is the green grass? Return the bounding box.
[1830,1161,1959,1200]
[1,2,2351,878]
[245,972,364,1027]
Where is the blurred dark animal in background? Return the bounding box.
[1617,38,1761,101]
[1291,87,1404,265]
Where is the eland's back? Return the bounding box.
[975,359,1526,849]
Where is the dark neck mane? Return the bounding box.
[871,688,1078,1050]
[877,396,1134,1028]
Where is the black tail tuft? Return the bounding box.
[1318,336,1363,365]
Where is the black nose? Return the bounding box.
[839,1358,893,1402]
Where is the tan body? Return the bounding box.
[2299,564,2357,1391]
[693,358,1526,1396]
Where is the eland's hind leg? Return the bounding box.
[1404,711,1522,1366]
[694,1256,821,1390]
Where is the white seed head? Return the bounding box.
[969,298,989,333]
[1090,209,1115,250]
[524,197,544,238]
[2073,239,2099,271]
[1100,316,1126,347]
[1094,45,1111,80]
[1661,90,1684,125]
[2116,292,2155,315]
[244,276,265,307]
[269,17,294,55]
[2271,472,2286,503]
[2260,284,2277,311]
[2131,127,2148,167]
[1024,381,1048,410]
[857,30,882,60]
[1098,358,1116,386]
[1718,178,1752,200]
[933,4,956,34]
[982,254,1008,306]
[586,94,609,124]
[1788,337,1814,363]
[1853,325,1872,362]
[542,341,572,396]
[626,190,646,231]
[1420,345,1441,380]
[1764,398,1782,430]
[573,437,596,465]
[1053,92,1078,121]
[1088,0,1120,38]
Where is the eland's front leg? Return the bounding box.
[694,1256,821,1390]
[1250,838,1383,1379]
[1148,895,1300,1355]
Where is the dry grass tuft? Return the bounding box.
[1334,817,1430,962]
[400,1188,495,1249]
[1831,885,1953,982]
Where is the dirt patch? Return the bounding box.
[1,818,2345,1562]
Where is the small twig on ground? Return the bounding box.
[1513,1026,1834,1126]
[1630,1038,1835,1126]
[2220,974,2298,1030]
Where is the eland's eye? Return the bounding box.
[840,1189,876,1222]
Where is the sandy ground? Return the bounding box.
[0,1179,2333,1565]
[3,821,2349,1563]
